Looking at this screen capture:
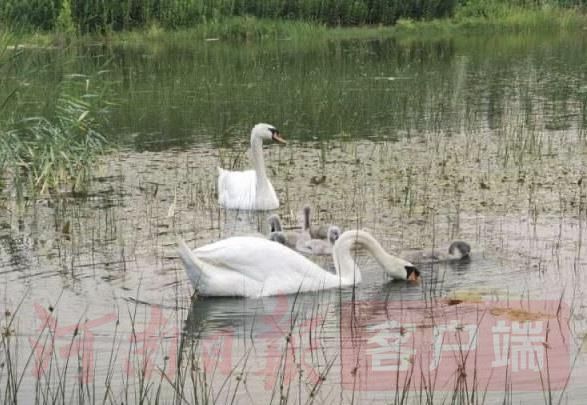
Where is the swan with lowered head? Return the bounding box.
[218,123,286,211]
[296,225,341,256]
[401,241,471,264]
[177,230,420,298]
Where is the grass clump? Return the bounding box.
[453,0,587,31]
[0,37,112,196]
[2,1,586,46]
[1,0,458,33]
[55,0,75,35]
[1,0,586,37]
[117,16,327,42]
[1,101,108,195]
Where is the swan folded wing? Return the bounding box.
[179,238,262,296]
[193,237,339,296]
[194,237,313,281]
[217,168,257,210]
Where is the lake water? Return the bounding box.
[1,31,587,403]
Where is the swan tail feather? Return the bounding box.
[177,239,206,287]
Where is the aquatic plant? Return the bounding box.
[0,48,112,195]
[1,287,579,404]
[2,0,585,35]
[1,112,107,195]
[0,0,458,33]
[0,290,338,404]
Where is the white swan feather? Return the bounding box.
[178,230,420,298]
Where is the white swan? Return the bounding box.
[401,241,471,264]
[297,225,341,256]
[218,123,286,210]
[177,230,420,298]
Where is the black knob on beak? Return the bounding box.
[405,266,420,281]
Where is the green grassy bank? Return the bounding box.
[4,7,587,50]
[2,0,587,45]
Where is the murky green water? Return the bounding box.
[1,31,587,403]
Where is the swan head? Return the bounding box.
[267,214,283,232]
[448,241,471,260]
[334,230,421,283]
[268,231,287,245]
[327,225,341,245]
[252,123,286,144]
[382,256,421,282]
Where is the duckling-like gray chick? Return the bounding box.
[297,225,341,256]
[267,214,304,249]
[303,205,340,240]
[401,241,472,264]
[268,231,288,245]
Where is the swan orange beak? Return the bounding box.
[272,132,286,144]
[406,266,421,283]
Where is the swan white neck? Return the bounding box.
[251,132,268,181]
[333,230,406,285]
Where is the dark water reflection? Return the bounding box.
[4,32,587,149]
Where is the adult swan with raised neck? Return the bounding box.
[217,123,286,210]
[178,230,421,298]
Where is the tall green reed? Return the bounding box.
[0,42,113,196]
[1,0,460,34]
[3,0,587,35]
